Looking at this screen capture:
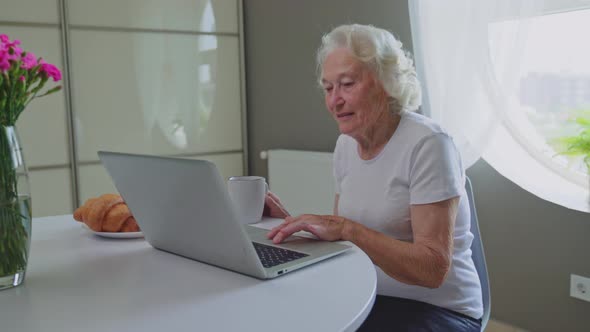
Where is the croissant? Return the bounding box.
[73,194,140,232]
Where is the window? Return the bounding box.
[409,0,590,211]
[488,8,590,188]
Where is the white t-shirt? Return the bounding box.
[333,111,483,319]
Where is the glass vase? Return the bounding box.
[0,125,32,290]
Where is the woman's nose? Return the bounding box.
[328,89,344,107]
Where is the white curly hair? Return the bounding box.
[316,24,422,113]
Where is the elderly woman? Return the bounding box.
[265,24,483,331]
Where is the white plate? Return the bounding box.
[81,223,144,239]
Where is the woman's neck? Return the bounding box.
[355,112,401,160]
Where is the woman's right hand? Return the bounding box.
[263,191,290,219]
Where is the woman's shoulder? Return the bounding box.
[400,111,449,138]
[333,135,355,173]
[333,134,357,165]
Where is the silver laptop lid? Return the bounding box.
[98,151,267,278]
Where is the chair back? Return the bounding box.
[465,176,491,330]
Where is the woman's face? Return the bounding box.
[321,48,389,137]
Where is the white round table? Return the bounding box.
[0,215,376,332]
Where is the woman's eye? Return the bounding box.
[342,81,354,87]
[324,86,333,92]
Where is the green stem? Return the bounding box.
[0,126,29,276]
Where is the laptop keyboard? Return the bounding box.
[252,242,309,268]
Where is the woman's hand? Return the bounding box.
[263,191,290,218]
[266,214,350,244]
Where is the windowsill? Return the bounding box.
[481,124,590,213]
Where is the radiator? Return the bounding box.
[262,149,335,217]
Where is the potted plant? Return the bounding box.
[552,109,590,204]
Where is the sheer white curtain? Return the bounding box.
[408,0,543,168]
[409,0,590,212]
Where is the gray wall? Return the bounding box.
[244,0,412,177]
[243,1,590,331]
[467,160,589,332]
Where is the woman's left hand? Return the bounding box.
[267,214,349,244]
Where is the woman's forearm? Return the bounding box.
[342,219,451,288]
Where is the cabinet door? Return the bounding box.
[69,0,244,205]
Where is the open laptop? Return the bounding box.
[98,151,351,279]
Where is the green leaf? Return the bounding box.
[554,111,590,165]
[575,117,590,128]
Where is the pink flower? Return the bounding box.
[40,62,62,82]
[0,34,20,48]
[21,52,37,69]
[0,33,62,125]
[0,59,9,71]
[0,48,9,72]
[8,45,23,61]
[0,34,23,64]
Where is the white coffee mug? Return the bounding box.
[227,176,268,224]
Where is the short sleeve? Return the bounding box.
[333,135,347,194]
[409,133,464,204]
